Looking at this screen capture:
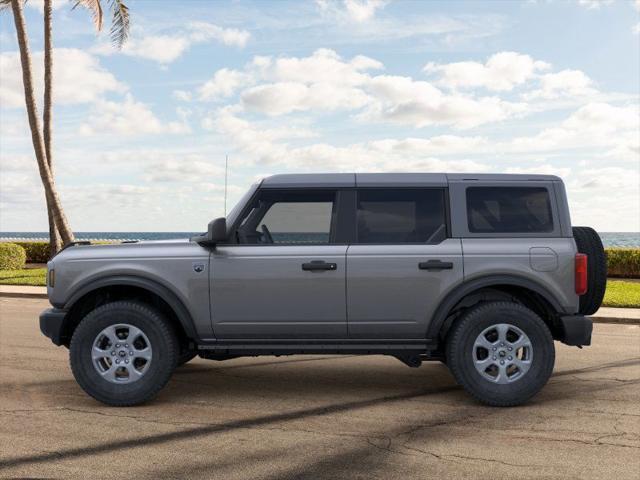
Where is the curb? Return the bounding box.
[1,290,639,325]
[0,291,48,300]
[589,316,640,325]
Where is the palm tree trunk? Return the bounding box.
[43,0,62,256]
[10,0,74,246]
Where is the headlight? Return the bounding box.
[48,268,55,288]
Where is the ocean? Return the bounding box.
[1,231,638,247]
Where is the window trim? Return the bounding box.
[447,181,563,239]
[223,187,343,246]
[353,187,451,245]
[465,185,555,235]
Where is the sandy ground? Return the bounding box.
[1,297,639,480]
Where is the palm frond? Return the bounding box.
[109,0,129,49]
[72,0,103,32]
[0,0,12,13]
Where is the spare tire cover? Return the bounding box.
[572,226,607,315]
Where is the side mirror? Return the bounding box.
[192,217,226,246]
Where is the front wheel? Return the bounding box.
[446,301,555,407]
[69,301,179,406]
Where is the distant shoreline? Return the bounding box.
[1,232,638,247]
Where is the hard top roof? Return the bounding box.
[260,172,561,188]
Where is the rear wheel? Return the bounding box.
[446,301,555,407]
[572,226,607,315]
[70,301,178,406]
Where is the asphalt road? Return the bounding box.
[1,297,639,480]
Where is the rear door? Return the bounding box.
[211,189,348,339]
[346,188,463,338]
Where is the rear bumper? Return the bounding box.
[559,314,592,346]
[39,308,68,346]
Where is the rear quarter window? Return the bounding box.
[466,187,553,233]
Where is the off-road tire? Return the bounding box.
[70,301,178,406]
[446,301,555,407]
[572,226,607,315]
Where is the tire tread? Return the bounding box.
[69,300,178,406]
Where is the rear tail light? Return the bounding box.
[575,253,587,295]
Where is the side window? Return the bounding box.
[236,190,336,244]
[466,187,553,233]
[356,189,447,244]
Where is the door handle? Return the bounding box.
[302,260,337,272]
[419,260,453,271]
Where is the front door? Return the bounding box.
[210,189,347,339]
[347,188,464,338]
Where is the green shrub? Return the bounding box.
[0,243,27,270]
[15,241,51,263]
[606,248,640,278]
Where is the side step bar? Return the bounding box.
[196,338,438,356]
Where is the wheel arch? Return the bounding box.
[59,275,197,347]
[427,274,565,342]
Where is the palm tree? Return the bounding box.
[43,0,62,254]
[74,0,130,48]
[8,0,74,246]
[3,0,130,255]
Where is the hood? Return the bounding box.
[52,238,202,262]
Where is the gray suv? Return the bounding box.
[39,173,606,407]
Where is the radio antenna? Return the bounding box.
[224,154,229,216]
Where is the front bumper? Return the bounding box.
[559,314,592,346]
[39,308,68,346]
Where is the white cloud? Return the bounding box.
[577,0,614,9]
[24,0,65,12]
[424,51,550,91]
[633,22,640,35]
[636,0,640,11]
[144,157,224,183]
[92,22,250,65]
[209,107,489,171]
[194,49,526,129]
[316,0,389,23]
[187,22,251,47]
[199,69,252,101]
[242,81,372,115]
[118,35,190,64]
[523,69,596,100]
[567,166,640,231]
[270,48,379,84]
[79,94,190,136]
[360,74,528,129]
[0,49,123,109]
[173,90,192,102]
[505,103,640,160]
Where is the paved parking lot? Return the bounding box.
[1,297,639,479]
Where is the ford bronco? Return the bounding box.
[39,173,606,406]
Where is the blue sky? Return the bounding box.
[0,0,638,232]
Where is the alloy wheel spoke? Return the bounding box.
[512,357,532,375]
[496,324,509,344]
[92,345,110,361]
[134,347,152,361]
[495,363,511,384]
[126,325,143,343]
[103,325,119,346]
[99,363,118,382]
[509,337,531,351]
[126,365,143,380]
[473,335,495,350]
